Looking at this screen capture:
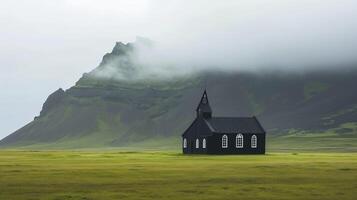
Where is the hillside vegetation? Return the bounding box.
[1,40,357,148]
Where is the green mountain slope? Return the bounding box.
[1,40,357,149]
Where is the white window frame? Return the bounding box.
[183,138,187,148]
[236,134,243,148]
[202,138,206,149]
[222,135,228,148]
[251,135,257,148]
[196,139,199,148]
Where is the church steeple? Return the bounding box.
[196,90,212,118]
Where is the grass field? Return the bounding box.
[5,122,357,151]
[0,151,356,200]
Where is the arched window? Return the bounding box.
[236,134,243,148]
[196,139,199,148]
[202,138,206,149]
[222,135,228,148]
[183,138,187,148]
[251,135,257,148]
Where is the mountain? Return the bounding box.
[1,39,357,149]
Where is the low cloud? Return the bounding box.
[89,0,357,81]
[92,31,357,81]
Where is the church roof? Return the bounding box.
[182,90,266,137]
[204,117,265,134]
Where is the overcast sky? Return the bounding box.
[1,0,357,139]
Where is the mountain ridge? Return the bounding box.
[1,40,357,148]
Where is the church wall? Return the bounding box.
[206,133,265,154]
[182,118,212,154]
[183,132,265,154]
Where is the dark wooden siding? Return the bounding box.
[182,116,266,154]
[183,133,265,154]
[182,118,212,154]
[206,133,265,154]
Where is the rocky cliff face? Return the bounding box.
[40,88,66,117]
[1,40,357,148]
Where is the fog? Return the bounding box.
[89,0,357,80]
[1,0,357,138]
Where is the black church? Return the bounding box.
[182,90,266,154]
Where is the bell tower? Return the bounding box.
[196,90,212,118]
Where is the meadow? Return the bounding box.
[0,150,356,200]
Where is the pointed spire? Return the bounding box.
[196,90,212,118]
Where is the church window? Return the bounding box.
[222,135,228,148]
[251,135,257,148]
[202,138,206,149]
[183,138,187,148]
[196,139,199,148]
[236,134,243,148]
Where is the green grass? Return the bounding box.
[268,123,357,152]
[0,150,356,200]
[6,133,357,152]
[8,122,357,151]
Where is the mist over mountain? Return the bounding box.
[1,39,357,148]
[84,37,357,81]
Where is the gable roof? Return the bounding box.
[204,117,265,134]
[182,117,213,137]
